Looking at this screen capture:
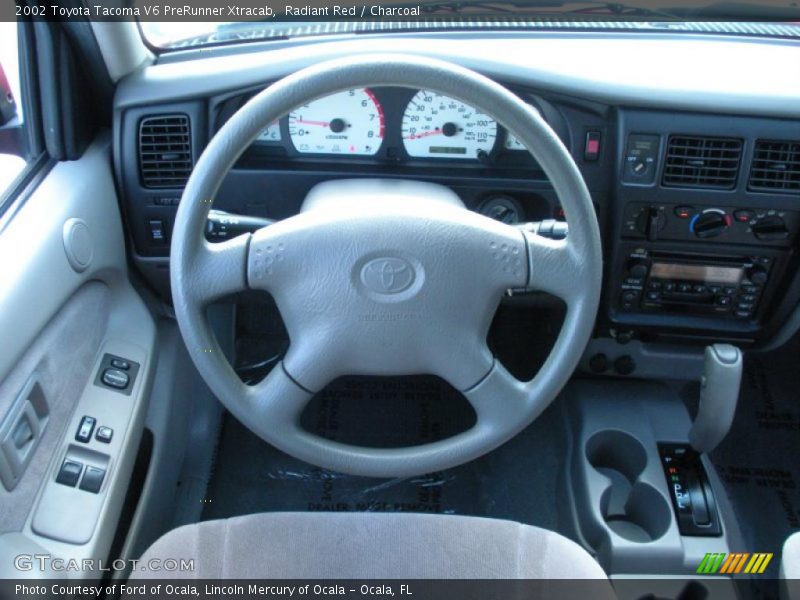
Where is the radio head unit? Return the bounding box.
[619,252,772,321]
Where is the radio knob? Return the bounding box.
[747,266,768,285]
[627,260,649,279]
[752,216,789,241]
[691,211,730,239]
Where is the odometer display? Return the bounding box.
[401,91,497,159]
[288,88,384,155]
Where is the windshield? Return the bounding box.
[139,0,800,49]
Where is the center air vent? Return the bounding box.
[749,140,800,193]
[139,114,192,188]
[662,135,743,190]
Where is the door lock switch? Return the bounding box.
[95,427,113,444]
[75,416,96,443]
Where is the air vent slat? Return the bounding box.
[662,135,743,190]
[748,140,800,193]
[139,114,192,189]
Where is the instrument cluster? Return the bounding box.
[243,86,535,161]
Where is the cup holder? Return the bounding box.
[586,430,671,543]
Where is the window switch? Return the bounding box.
[75,416,96,443]
[79,466,105,494]
[56,460,83,487]
[95,427,113,444]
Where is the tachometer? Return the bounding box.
[288,88,384,155]
[401,91,497,159]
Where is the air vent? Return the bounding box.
[662,135,743,189]
[139,115,192,188]
[749,140,800,193]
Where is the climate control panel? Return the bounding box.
[622,203,797,246]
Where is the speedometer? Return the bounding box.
[401,91,497,159]
[288,88,384,156]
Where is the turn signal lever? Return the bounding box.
[688,344,742,454]
[517,219,569,240]
[206,210,274,241]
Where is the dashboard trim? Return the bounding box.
[116,33,800,119]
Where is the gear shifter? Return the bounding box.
[688,344,743,454]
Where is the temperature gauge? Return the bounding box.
[256,121,281,142]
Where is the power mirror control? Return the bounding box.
[93,354,140,396]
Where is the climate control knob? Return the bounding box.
[691,210,731,239]
[752,215,789,241]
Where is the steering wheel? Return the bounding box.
[171,55,601,478]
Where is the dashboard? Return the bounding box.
[113,32,800,348]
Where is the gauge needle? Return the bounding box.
[404,128,442,140]
[296,119,330,127]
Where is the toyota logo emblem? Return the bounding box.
[360,257,416,295]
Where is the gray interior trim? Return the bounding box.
[782,532,800,599]
[112,309,233,579]
[0,283,110,528]
[0,134,157,577]
[132,512,612,581]
[563,379,742,575]
[116,33,800,119]
[90,22,153,82]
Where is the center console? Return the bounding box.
[608,109,800,343]
[565,379,743,579]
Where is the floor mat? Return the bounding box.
[710,336,800,582]
[202,375,575,538]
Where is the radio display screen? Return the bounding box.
[650,262,743,285]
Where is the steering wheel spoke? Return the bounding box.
[246,362,314,427]
[463,361,532,430]
[523,232,585,305]
[185,234,251,305]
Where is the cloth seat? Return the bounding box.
[134,512,609,580]
[782,532,800,600]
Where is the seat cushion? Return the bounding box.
[134,512,608,580]
[782,532,800,600]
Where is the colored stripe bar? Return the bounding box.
[697,553,726,574]
[720,553,739,574]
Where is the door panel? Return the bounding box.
[0,133,156,576]
[0,282,109,531]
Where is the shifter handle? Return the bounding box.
[688,344,742,453]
